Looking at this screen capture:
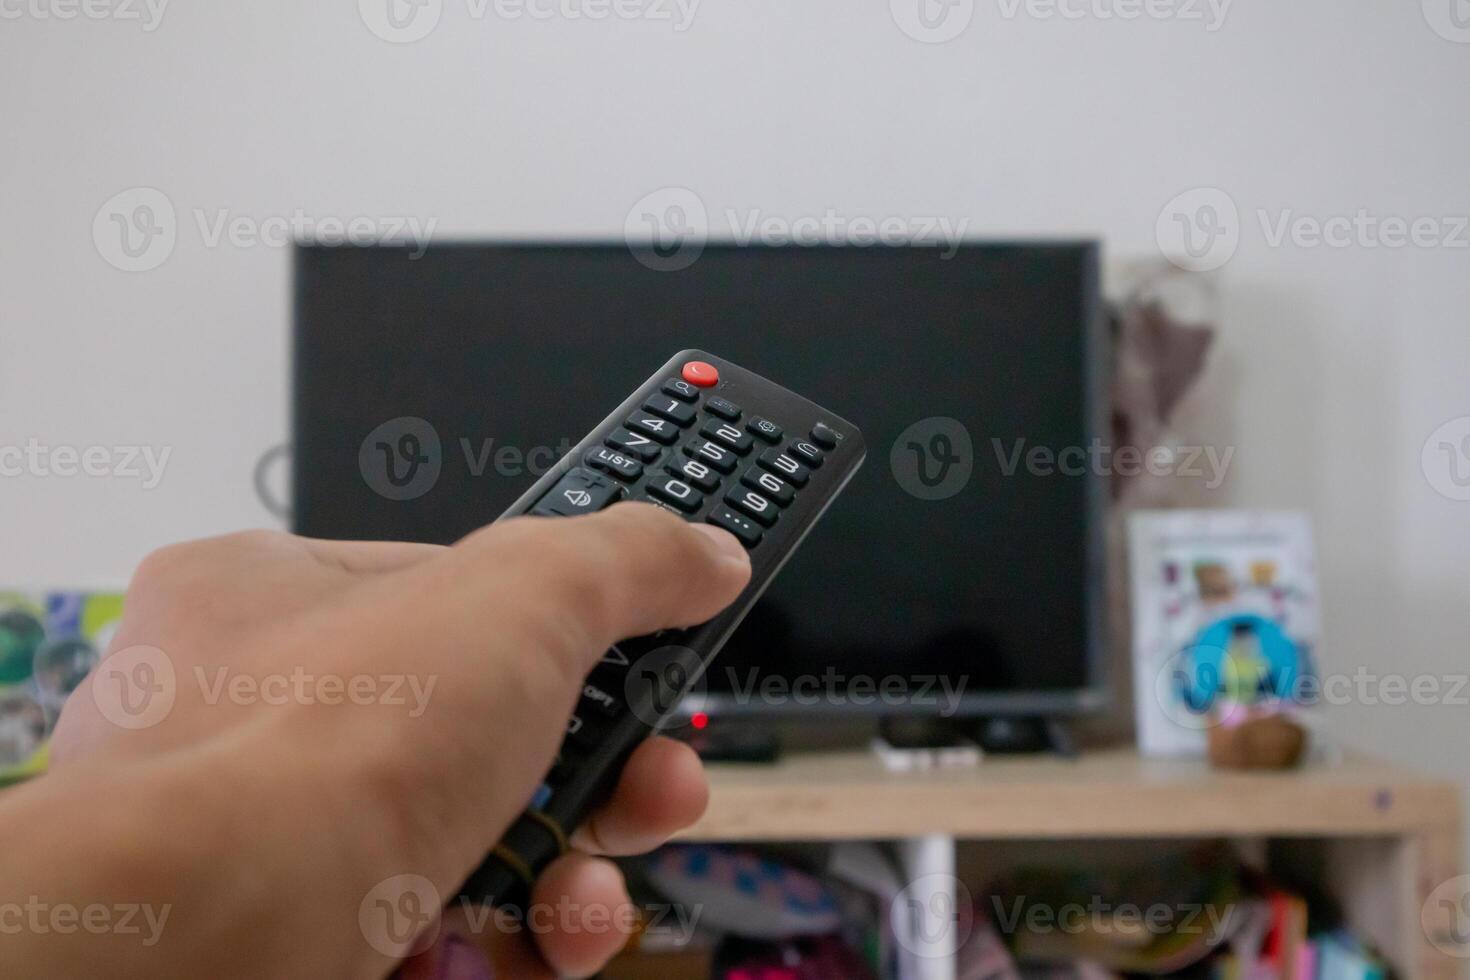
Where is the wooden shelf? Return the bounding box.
[686,748,1461,841]
[680,748,1464,979]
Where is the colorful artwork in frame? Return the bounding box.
[0,592,123,784]
[1127,511,1320,757]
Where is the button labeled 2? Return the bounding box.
[700,419,753,454]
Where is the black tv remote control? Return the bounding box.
[457,350,865,910]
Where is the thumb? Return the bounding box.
[447,502,752,672]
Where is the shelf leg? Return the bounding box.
[895,834,960,980]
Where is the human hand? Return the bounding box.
[43,503,750,978]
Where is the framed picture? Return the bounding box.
[0,591,123,784]
[1127,511,1320,757]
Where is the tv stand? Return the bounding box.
[666,748,1463,980]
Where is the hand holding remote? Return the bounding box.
[35,507,749,979]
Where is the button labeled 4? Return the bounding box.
[626,411,680,445]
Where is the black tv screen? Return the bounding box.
[293,243,1105,717]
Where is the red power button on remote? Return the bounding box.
[682,361,719,387]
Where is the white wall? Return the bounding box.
[2,0,1466,834]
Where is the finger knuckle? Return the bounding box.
[129,541,202,593]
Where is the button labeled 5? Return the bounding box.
[684,438,737,474]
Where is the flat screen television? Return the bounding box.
[292,242,1106,719]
